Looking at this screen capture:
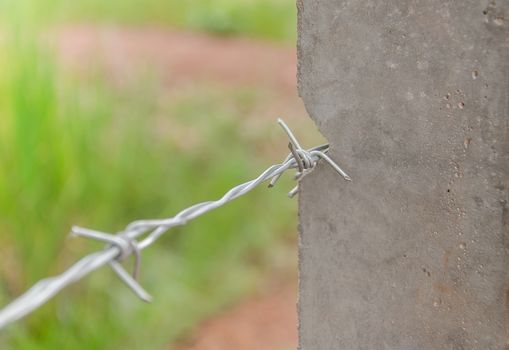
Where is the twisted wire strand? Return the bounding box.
[0,119,350,330]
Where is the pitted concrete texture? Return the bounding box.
[297,1,509,349]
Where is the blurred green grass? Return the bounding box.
[2,0,297,42]
[0,2,300,348]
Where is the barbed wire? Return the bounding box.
[0,119,350,330]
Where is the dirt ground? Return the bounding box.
[56,26,301,350]
[56,26,298,94]
[172,282,298,350]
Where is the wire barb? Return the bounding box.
[270,118,351,197]
[72,226,151,302]
[0,118,350,330]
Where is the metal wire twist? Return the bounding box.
[0,118,350,330]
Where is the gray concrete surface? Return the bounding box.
[297,1,509,349]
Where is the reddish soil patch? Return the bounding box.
[171,282,298,350]
[56,26,297,94]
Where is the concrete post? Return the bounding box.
[297,1,508,349]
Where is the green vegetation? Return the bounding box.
[0,30,296,350]
[2,0,297,42]
[0,1,302,348]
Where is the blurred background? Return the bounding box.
[0,1,324,349]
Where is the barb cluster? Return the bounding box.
[0,119,350,330]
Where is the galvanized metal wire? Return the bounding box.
[0,119,350,330]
